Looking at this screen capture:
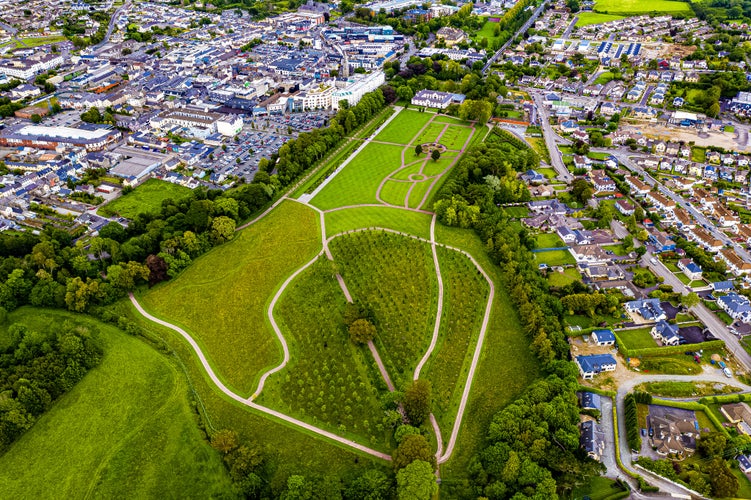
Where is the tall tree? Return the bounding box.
[403,379,431,426]
[396,460,437,500]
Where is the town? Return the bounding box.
[5,0,751,498]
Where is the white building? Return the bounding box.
[0,54,64,80]
[332,71,385,109]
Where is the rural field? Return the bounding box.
[575,12,626,26]
[592,0,693,15]
[0,308,233,498]
[139,200,322,395]
[99,178,192,218]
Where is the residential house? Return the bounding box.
[718,292,751,323]
[721,403,751,435]
[719,248,751,276]
[674,208,694,230]
[678,259,703,280]
[615,199,634,216]
[569,244,611,266]
[575,354,617,379]
[689,227,723,253]
[712,280,735,292]
[738,224,751,245]
[580,420,605,460]
[715,205,740,228]
[592,329,616,346]
[649,410,698,457]
[651,320,681,346]
[590,170,616,192]
[626,176,650,196]
[625,298,667,321]
[738,455,751,474]
[647,191,676,212]
[648,230,676,253]
[579,391,602,411]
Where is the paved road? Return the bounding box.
[483,0,550,74]
[531,92,574,182]
[561,16,578,38]
[93,0,131,51]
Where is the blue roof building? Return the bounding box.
[576,354,617,379]
[625,298,666,321]
[580,420,604,460]
[579,391,602,411]
[592,329,616,346]
[718,293,751,322]
[652,320,681,346]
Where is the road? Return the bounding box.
[531,92,574,182]
[614,369,751,499]
[93,0,131,51]
[482,0,549,74]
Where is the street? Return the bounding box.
[531,92,574,182]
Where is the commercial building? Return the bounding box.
[0,124,120,151]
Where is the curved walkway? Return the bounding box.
[129,292,391,461]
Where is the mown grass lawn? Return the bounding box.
[139,200,322,395]
[311,142,403,210]
[473,20,501,44]
[434,224,541,479]
[379,179,412,206]
[593,0,692,15]
[260,259,391,450]
[439,125,473,150]
[534,232,565,249]
[412,122,446,145]
[548,267,582,287]
[99,179,192,218]
[423,246,490,432]
[533,249,575,266]
[0,308,233,498]
[324,205,432,239]
[617,327,657,349]
[374,109,432,144]
[571,475,625,500]
[575,12,626,26]
[330,231,437,387]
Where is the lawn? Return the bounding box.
[473,20,501,44]
[592,0,693,15]
[575,12,626,26]
[0,308,233,497]
[329,231,437,387]
[311,142,403,210]
[260,258,391,449]
[139,200,322,395]
[438,125,474,150]
[691,146,706,163]
[635,381,740,398]
[324,205,432,239]
[99,179,192,218]
[535,232,565,249]
[548,267,582,287]
[412,122,446,146]
[526,137,551,164]
[617,327,657,349]
[423,246,490,432]
[504,206,529,218]
[602,244,628,256]
[639,355,701,375]
[434,224,541,479]
[724,125,736,133]
[571,475,626,500]
[422,153,457,177]
[407,179,436,210]
[379,179,412,206]
[432,115,468,125]
[374,109,432,144]
[594,71,615,85]
[533,249,575,266]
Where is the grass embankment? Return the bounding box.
[423,246,490,433]
[325,206,432,240]
[260,259,391,450]
[0,308,233,497]
[139,200,321,395]
[434,224,541,479]
[635,381,741,398]
[99,179,192,218]
[329,231,437,387]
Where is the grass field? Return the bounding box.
[324,206,432,239]
[412,122,446,146]
[534,232,565,249]
[311,142,403,210]
[330,231,437,386]
[433,115,469,125]
[117,300,389,494]
[575,12,626,26]
[616,328,657,349]
[594,71,616,85]
[548,267,582,287]
[261,259,391,449]
[423,246,490,431]
[0,308,233,497]
[99,179,192,218]
[139,200,322,395]
[434,224,541,478]
[374,109,432,144]
[639,355,701,375]
[380,179,412,206]
[571,475,625,500]
[407,180,434,209]
[473,20,501,44]
[439,125,473,150]
[592,0,693,15]
[533,249,575,266]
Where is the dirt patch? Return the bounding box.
[622,124,746,151]
[629,358,641,367]
[659,44,695,59]
[711,353,722,362]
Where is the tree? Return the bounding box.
[396,460,437,500]
[708,102,720,118]
[697,432,727,458]
[403,380,431,426]
[283,475,313,500]
[346,469,393,500]
[415,144,423,156]
[706,457,738,498]
[392,434,436,470]
[397,85,414,102]
[211,216,236,244]
[80,107,101,123]
[211,429,239,454]
[570,179,594,205]
[349,318,376,344]
[30,114,42,124]
[681,292,700,309]
[431,149,440,161]
[145,254,169,286]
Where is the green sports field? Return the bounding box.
[140,200,322,395]
[0,308,232,498]
[99,179,192,218]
